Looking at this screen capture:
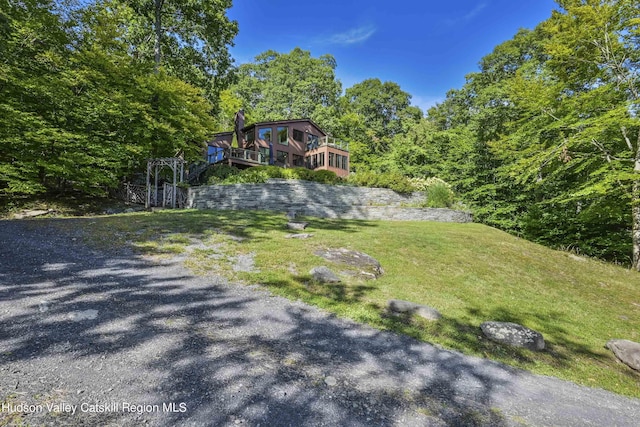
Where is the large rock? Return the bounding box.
[314,248,383,279]
[480,321,545,351]
[606,339,640,372]
[387,299,441,321]
[309,266,341,283]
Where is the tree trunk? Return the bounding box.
[154,0,163,73]
[633,131,640,271]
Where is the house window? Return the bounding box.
[276,150,288,166]
[258,127,271,142]
[293,129,304,143]
[292,154,304,167]
[307,133,319,151]
[259,147,270,164]
[318,152,325,166]
[277,127,288,145]
[342,156,348,170]
[329,152,335,167]
[246,129,255,145]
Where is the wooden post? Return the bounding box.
[172,159,177,209]
[146,161,151,209]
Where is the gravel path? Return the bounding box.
[1,218,639,426]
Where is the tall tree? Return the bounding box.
[121,0,238,100]
[232,48,342,126]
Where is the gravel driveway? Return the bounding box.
[1,218,639,426]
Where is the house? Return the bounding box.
[208,110,350,177]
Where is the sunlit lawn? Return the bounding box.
[79,208,640,398]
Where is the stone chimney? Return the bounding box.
[234,109,245,148]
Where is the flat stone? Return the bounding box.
[324,376,338,386]
[15,209,54,219]
[387,299,442,321]
[606,339,640,371]
[310,266,341,283]
[314,248,383,279]
[285,233,314,239]
[287,222,309,230]
[481,321,545,351]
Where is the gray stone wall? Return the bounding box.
[187,179,472,222]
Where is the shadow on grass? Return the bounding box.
[0,217,518,426]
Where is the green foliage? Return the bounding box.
[205,164,240,184]
[232,48,341,128]
[215,166,340,185]
[346,171,414,194]
[425,183,455,208]
[0,0,227,197]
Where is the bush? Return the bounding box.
[205,164,240,184]
[216,166,340,185]
[346,171,414,194]
[426,182,455,208]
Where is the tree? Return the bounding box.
[232,48,342,126]
[120,0,238,100]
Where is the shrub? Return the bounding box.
[205,164,240,184]
[426,183,455,208]
[346,171,414,194]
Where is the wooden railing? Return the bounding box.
[227,148,269,165]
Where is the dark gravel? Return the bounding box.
[1,218,639,426]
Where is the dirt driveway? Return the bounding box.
[1,218,639,426]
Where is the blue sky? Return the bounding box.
[228,0,559,112]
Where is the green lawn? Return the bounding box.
[78,209,640,398]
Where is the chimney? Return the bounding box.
[234,109,245,148]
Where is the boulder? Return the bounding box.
[310,266,341,283]
[387,299,442,321]
[314,248,383,279]
[480,321,545,351]
[606,339,640,372]
[287,221,309,230]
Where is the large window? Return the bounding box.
[246,129,255,145]
[277,127,288,145]
[329,152,335,167]
[258,127,271,142]
[293,129,304,143]
[318,152,325,166]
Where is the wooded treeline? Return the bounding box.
[0,0,236,195]
[2,0,639,267]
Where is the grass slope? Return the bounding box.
[74,209,640,397]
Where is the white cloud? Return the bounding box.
[445,2,487,25]
[325,25,376,45]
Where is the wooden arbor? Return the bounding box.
[146,157,186,209]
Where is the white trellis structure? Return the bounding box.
[146,157,186,209]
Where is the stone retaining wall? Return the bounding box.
[187,179,472,222]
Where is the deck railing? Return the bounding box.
[227,147,269,165]
[307,136,349,152]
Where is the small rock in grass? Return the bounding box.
[310,266,341,283]
[606,339,640,372]
[285,233,314,239]
[387,299,442,321]
[480,321,545,351]
[287,222,309,231]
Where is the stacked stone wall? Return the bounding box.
[187,179,472,222]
